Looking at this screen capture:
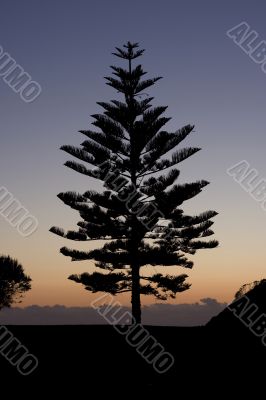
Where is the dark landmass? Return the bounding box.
[1,281,266,396]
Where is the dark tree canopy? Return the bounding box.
[0,255,31,309]
[234,279,266,300]
[50,42,218,322]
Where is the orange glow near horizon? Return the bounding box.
[15,235,266,308]
[2,169,266,310]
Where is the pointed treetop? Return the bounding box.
[112,41,145,60]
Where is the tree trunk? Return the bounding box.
[131,263,141,324]
[128,53,141,324]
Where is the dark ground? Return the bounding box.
[0,322,265,396]
[2,282,266,396]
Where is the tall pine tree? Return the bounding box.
[50,42,218,323]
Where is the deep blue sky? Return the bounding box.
[1,0,266,307]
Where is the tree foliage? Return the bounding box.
[0,255,31,309]
[50,42,218,322]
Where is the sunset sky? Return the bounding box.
[1,0,266,311]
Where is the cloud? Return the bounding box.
[143,298,227,326]
[0,298,227,326]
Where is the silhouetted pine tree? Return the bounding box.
[50,42,218,323]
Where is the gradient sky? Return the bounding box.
[1,0,266,309]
